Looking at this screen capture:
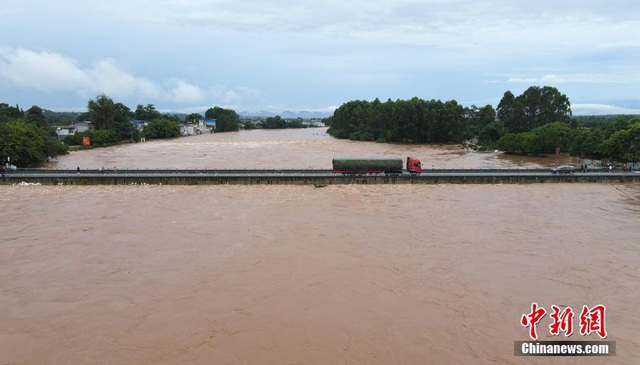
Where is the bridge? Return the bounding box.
[2,168,640,185]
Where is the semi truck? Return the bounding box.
[332,157,422,175]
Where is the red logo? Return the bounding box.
[549,305,574,337]
[521,303,607,340]
[521,302,547,340]
[579,305,607,339]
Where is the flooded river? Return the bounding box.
[44,127,573,170]
[1,128,639,364]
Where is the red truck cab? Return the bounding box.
[406,157,422,175]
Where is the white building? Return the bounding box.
[129,120,148,132]
[74,121,92,133]
[55,126,76,140]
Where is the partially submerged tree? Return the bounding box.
[497,86,571,133]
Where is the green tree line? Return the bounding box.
[492,87,640,161]
[493,117,640,161]
[328,86,640,162]
[0,103,68,167]
[4,86,639,166]
[328,97,494,144]
[1,93,246,167]
[76,94,183,145]
[65,95,242,147]
[259,116,307,129]
[204,106,240,132]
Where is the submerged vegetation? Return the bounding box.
[0,104,68,167]
[328,86,640,161]
[0,94,242,167]
[2,86,639,167]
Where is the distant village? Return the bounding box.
[54,117,327,140]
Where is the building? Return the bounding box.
[203,118,217,133]
[55,126,76,140]
[129,120,148,132]
[310,121,326,127]
[180,124,200,136]
[74,121,92,133]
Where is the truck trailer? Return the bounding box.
[332,157,422,175]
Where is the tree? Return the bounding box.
[528,122,572,154]
[478,121,507,144]
[26,105,47,127]
[113,120,140,142]
[285,118,306,129]
[86,95,136,141]
[497,86,571,133]
[391,99,417,142]
[263,116,286,129]
[522,86,572,127]
[0,120,68,166]
[475,104,497,132]
[441,100,466,143]
[87,94,117,130]
[600,121,640,161]
[89,129,119,147]
[205,106,239,132]
[63,133,84,146]
[112,103,135,141]
[369,98,391,142]
[163,113,181,123]
[495,122,572,155]
[328,100,369,139]
[496,132,534,154]
[0,103,23,123]
[496,91,516,126]
[626,122,640,162]
[75,112,91,122]
[143,118,180,139]
[185,113,203,123]
[569,129,596,158]
[114,103,132,124]
[328,97,469,144]
[134,104,162,121]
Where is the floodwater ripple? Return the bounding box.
[1,128,638,364]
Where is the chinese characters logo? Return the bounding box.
[521,303,607,340]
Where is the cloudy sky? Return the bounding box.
[1,0,639,115]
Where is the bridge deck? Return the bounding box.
[2,169,640,185]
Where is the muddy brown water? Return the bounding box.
[1,128,638,364]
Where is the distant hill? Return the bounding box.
[574,114,640,128]
[43,109,84,125]
[239,110,333,119]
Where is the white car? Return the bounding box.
[552,165,575,174]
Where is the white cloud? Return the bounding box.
[0,48,163,100]
[207,85,262,106]
[168,79,207,104]
[573,103,640,115]
[1,1,639,113]
[109,0,640,59]
[506,77,539,84]
[0,48,90,92]
[88,59,165,99]
[0,47,260,108]
[507,72,640,84]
